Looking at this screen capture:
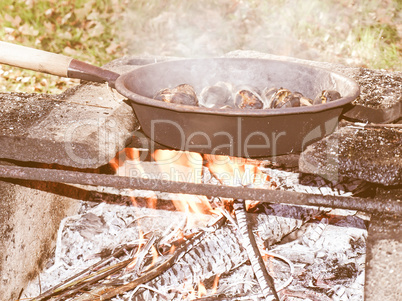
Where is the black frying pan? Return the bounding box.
[0,42,360,157]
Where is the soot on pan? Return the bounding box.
[154,82,341,109]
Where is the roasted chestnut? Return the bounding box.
[155,82,340,111]
[234,86,264,109]
[269,88,292,108]
[293,92,314,107]
[314,90,341,105]
[199,81,235,109]
[154,84,198,106]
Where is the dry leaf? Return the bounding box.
[61,12,73,25]
[89,22,105,37]
[18,23,39,36]
[45,8,54,17]
[106,42,119,54]
[63,46,79,57]
[59,31,73,40]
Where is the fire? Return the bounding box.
[153,149,215,216]
[127,229,145,270]
[152,149,203,185]
[109,146,269,215]
[109,147,141,171]
[211,274,220,294]
[204,154,268,187]
[267,255,276,278]
[108,146,271,245]
[168,244,176,254]
[198,281,207,298]
[186,283,196,300]
[125,147,141,161]
[150,245,158,267]
[146,194,157,209]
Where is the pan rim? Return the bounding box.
[115,57,360,116]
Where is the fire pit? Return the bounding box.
[0,51,401,301]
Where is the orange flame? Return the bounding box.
[267,254,276,278]
[198,281,207,298]
[211,274,220,294]
[147,194,157,209]
[110,148,141,172]
[130,196,138,207]
[153,150,215,217]
[111,147,160,209]
[150,245,158,267]
[127,229,145,270]
[204,154,268,188]
[169,244,176,254]
[125,148,140,161]
[186,283,196,300]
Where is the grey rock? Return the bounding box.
[299,126,402,185]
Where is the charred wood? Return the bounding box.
[233,199,279,300]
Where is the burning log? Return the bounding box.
[39,214,235,300]
[233,199,279,300]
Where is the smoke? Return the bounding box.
[122,0,402,69]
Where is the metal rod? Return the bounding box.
[0,165,400,216]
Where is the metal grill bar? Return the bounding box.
[0,165,400,216]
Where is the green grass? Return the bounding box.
[0,0,126,93]
[122,0,402,68]
[1,0,401,94]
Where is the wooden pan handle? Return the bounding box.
[0,42,119,87]
[0,41,73,77]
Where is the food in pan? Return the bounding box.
[154,84,199,106]
[154,82,341,109]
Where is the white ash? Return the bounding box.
[269,215,367,300]
[131,225,248,301]
[23,199,367,300]
[23,202,210,298]
[252,203,323,246]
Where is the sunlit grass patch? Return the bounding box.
[0,0,401,94]
[0,0,126,93]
